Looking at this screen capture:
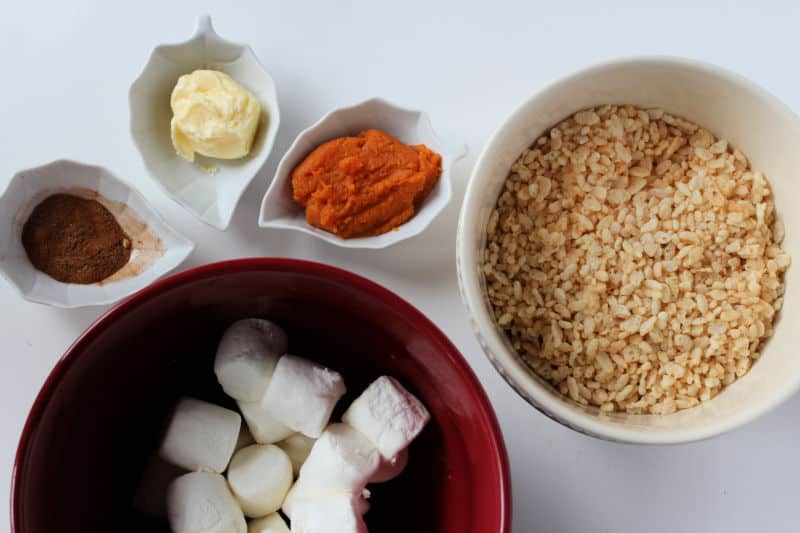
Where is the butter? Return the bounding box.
[170,69,261,162]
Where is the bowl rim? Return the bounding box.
[457,54,800,445]
[11,258,511,533]
[127,14,281,231]
[257,97,453,249]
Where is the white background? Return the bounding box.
[1,1,799,531]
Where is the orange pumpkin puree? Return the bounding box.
[291,129,442,238]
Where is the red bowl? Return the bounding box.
[11,259,510,533]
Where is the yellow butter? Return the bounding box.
[170,69,261,162]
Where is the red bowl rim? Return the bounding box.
[10,258,511,533]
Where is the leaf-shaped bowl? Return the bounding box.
[258,98,453,249]
[0,160,195,308]
[129,15,280,230]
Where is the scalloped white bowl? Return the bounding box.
[457,57,800,444]
[0,160,194,308]
[258,98,452,249]
[129,15,280,230]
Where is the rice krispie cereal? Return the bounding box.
[483,104,790,414]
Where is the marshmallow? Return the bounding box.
[282,424,378,517]
[291,493,369,533]
[236,424,256,452]
[247,513,290,533]
[370,447,409,483]
[238,400,295,444]
[262,354,346,438]
[132,455,185,517]
[167,471,246,533]
[279,479,303,519]
[277,433,316,475]
[282,479,370,520]
[227,444,293,518]
[299,423,380,491]
[215,319,288,402]
[342,376,430,459]
[159,397,241,473]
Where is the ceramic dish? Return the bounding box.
[457,56,800,444]
[0,160,194,308]
[258,98,452,249]
[129,15,280,230]
[11,259,511,533]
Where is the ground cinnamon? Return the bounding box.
[21,193,132,284]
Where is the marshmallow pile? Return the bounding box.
[134,318,430,533]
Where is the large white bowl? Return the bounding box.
[457,57,800,444]
[130,15,280,230]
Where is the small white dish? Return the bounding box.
[457,56,800,444]
[129,15,280,230]
[258,98,452,249]
[0,160,195,308]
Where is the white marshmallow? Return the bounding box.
[282,424,378,518]
[236,424,256,452]
[370,447,409,483]
[167,471,246,533]
[282,478,370,520]
[262,354,346,438]
[291,493,368,533]
[279,479,303,519]
[277,433,316,476]
[215,319,288,402]
[299,423,380,491]
[238,400,295,444]
[342,376,430,459]
[159,397,241,473]
[227,444,293,518]
[132,455,185,517]
[247,513,290,533]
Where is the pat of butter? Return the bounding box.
[170,69,261,162]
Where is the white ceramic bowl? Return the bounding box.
[258,98,452,249]
[130,15,280,230]
[0,160,194,308]
[457,57,800,444]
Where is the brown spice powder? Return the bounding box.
[21,193,132,284]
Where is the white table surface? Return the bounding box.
[2,1,799,531]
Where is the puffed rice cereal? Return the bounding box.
[483,104,790,415]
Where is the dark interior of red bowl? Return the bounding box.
[12,259,510,533]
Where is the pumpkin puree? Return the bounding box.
[291,129,442,238]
